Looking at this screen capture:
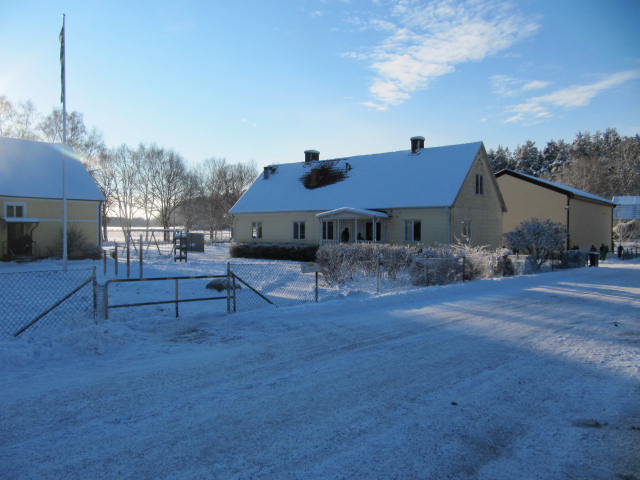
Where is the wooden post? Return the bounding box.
[226,262,231,313]
[126,238,130,279]
[114,243,118,277]
[139,234,143,279]
[103,249,107,275]
[175,278,179,317]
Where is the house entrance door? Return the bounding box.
[7,223,30,255]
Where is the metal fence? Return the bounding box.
[0,268,96,338]
[229,262,318,311]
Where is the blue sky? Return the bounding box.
[1,0,639,168]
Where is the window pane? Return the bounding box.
[414,221,421,242]
[328,222,333,240]
[300,222,305,239]
[293,222,299,239]
[258,223,262,238]
[16,205,23,217]
[404,220,411,241]
[7,205,14,217]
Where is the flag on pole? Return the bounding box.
[59,21,65,103]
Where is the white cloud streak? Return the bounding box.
[348,0,539,110]
[505,70,640,124]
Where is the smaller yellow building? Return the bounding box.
[0,137,105,259]
[496,170,615,250]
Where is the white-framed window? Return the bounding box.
[475,174,484,195]
[251,221,262,239]
[4,202,26,218]
[321,221,334,240]
[293,221,306,240]
[404,220,421,242]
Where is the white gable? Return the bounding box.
[0,137,105,201]
[230,142,483,214]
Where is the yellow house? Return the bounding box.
[495,169,615,250]
[229,138,506,248]
[0,137,105,259]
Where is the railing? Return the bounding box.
[104,273,233,319]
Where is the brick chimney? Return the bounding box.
[304,149,320,162]
[410,136,425,154]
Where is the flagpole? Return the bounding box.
[61,13,68,271]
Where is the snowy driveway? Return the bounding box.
[2,262,639,479]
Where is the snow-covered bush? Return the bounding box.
[410,244,498,286]
[503,218,566,270]
[410,255,462,286]
[316,243,415,285]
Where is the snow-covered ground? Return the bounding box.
[1,256,639,479]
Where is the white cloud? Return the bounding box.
[349,0,539,109]
[521,80,550,91]
[490,75,550,97]
[505,70,640,123]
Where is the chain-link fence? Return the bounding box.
[0,268,96,338]
[229,262,318,312]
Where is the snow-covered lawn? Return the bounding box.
[1,258,639,479]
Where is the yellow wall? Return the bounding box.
[569,198,612,249]
[495,175,613,249]
[451,153,504,248]
[497,175,567,233]
[1,196,101,257]
[233,211,320,244]
[385,207,450,245]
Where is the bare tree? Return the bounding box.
[11,100,40,140]
[0,96,16,137]
[198,157,228,239]
[147,146,188,239]
[109,145,139,236]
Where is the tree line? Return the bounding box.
[487,128,640,199]
[1,95,257,240]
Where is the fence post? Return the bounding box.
[232,272,237,312]
[139,234,143,279]
[104,281,109,320]
[114,243,118,277]
[175,278,179,318]
[92,266,97,318]
[315,271,319,303]
[376,253,382,293]
[103,249,107,276]
[126,238,131,279]
[226,262,231,313]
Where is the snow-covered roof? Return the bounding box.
[316,207,389,219]
[612,196,640,219]
[0,136,105,201]
[496,169,614,205]
[612,196,640,205]
[230,142,484,214]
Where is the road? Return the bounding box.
[2,262,639,479]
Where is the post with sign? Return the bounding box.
[301,262,320,302]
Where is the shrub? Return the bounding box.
[229,243,318,262]
[49,227,103,260]
[558,249,588,268]
[316,243,416,285]
[410,244,497,285]
[504,218,566,270]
